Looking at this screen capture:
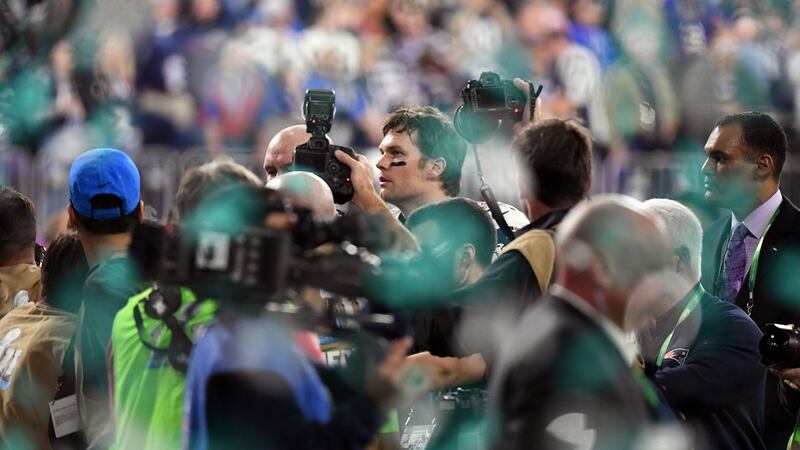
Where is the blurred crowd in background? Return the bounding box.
[3,0,800,224]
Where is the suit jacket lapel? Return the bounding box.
[735,196,800,309]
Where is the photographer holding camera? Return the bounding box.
[177,182,414,450]
[336,75,590,377]
[110,160,263,450]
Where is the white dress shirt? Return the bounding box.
[730,189,783,275]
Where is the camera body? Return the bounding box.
[129,185,391,304]
[461,71,526,122]
[453,71,541,145]
[293,89,355,204]
[760,323,800,369]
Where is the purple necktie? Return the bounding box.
[723,223,750,303]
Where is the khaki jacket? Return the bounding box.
[0,302,77,449]
[0,264,42,318]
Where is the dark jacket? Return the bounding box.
[489,295,656,450]
[414,210,567,361]
[639,285,766,450]
[701,196,800,448]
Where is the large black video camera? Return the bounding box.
[129,185,387,305]
[293,89,356,204]
[453,71,542,144]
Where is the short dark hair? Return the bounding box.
[72,194,140,235]
[174,160,263,219]
[406,198,496,267]
[41,231,88,313]
[512,119,593,208]
[383,106,467,196]
[0,187,37,265]
[715,111,788,179]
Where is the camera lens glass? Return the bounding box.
[760,324,800,369]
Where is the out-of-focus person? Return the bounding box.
[0,232,89,449]
[489,195,678,449]
[0,187,43,317]
[44,210,71,246]
[111,160,262,450]
[180,182,412,450]
[263,124,311,184]
[68,147,144,448]
[404,198,497,386]
[699,111,800,448]
[640,199,766,450]
[514,2,609,144]
[681,31,767,143]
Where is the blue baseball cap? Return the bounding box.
[69,148,141,219]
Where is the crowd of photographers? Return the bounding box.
[2,61,800,450]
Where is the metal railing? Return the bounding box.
[3,147,799,237]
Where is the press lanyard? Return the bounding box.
[745,207,781,316]
[656,285,704,368]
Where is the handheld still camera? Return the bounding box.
[453,71,542,144]
[293,89,356,204]
[760,323,800,369]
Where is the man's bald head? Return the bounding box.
[263,125,311,183]
[556,194,674,330]
[267,172,336,222]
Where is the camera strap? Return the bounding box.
[526,81,543,118]
[133,285,196,373]
[470,143,516,242]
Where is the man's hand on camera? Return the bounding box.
[333,149,419,251]
[334,150,383,213]
[771,367,800,391]
[512,78,543,135]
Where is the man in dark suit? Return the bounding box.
[699,111,800,448]
[489,195,679,450]
[641,199,765,449]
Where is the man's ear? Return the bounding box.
[67,204,78,228]
[754,152,775,180]
[675,246,691,275]
[67,203,84,233]
[458,244,476,270]
[427,158,446,179]
[136,201,145,222]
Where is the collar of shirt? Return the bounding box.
[731,189,783,238]
[550,284,639,365]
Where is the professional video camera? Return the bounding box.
[453,71,543,145]
[129,185,388,305]
[293,89,356,204]
[760,323,800,369]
